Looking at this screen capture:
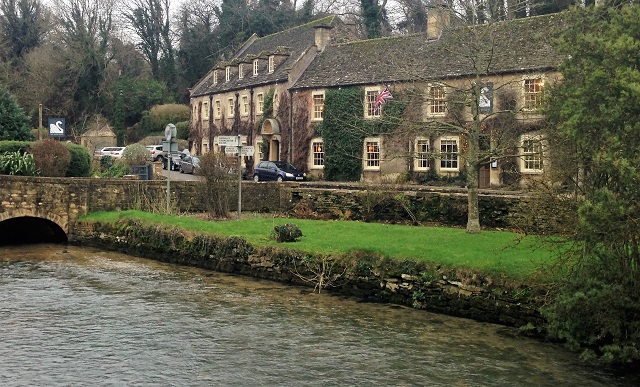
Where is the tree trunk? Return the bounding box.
[466,166,481,234]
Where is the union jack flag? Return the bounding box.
[375,87,393,110]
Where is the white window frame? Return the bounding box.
[520,134,544,173]
[363,137,381,170]
[202,101,209,120]
[428,83,446,116]
[364,87,380,118]
[225,66,230,82]
[310,138,324,169]
[214,99,221,118]
[228,98,235,117]
[213,70,218,84]
[238,63,244,79]
[253,59,259,76]
[312,92,324,121]
[523,77,544,111]
[268,56,274,73]
[241,95,249,116]
[414,138,430,171]
[256,93,264,114]
[439,136,459,171]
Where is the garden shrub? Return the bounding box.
[0,150,38,175]
[0,140,31,154]
[30,138,71,177]
[195,152,235,218]
[65,143,92,177]
[271,223,303,242]
[122,143,151,166]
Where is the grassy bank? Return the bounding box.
[80,210,562,279]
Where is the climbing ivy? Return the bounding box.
[316,87,406,181]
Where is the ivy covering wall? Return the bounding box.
[315,87,406,181]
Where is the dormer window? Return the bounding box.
[268,56,274,73]
[238,63,244,79]
[225,66,230,82]
[253,59,259,76]
[213,70,218,84]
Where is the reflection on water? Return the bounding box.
[0,244,636,386]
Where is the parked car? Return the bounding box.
[162,150,187,171]
[179,155,200,174]
[96,146,125,158]
[253,161,306,182]
[146,145,165,162]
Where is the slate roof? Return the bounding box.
[190,15,350,97]
[292,13,567,90]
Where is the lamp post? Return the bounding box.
[165,123,176,213]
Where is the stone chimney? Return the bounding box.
[427,2,451,40]
[314,25,333,53]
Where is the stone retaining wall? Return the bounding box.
[71,219,546,329]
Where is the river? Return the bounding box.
[0,244,636,386]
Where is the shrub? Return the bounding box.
[122,143,150,166]
[0,85,32,141]
[0,150,38,175]
[195,152,236,218]
[271,223,303,242]
[96,160,129,178]
[139,104,190,136]
[175,121,190,140]
[0,140,31,154]
[30,139,71,177]
[65,143,92,177]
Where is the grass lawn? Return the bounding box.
[80,210,562,279]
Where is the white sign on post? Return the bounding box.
[240,146,255,156]
[218,136,239,147]
[224,146,239,155]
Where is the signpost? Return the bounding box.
[165,123,176,213]
[219,135,255,217]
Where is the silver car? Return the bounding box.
[179,155,200,174]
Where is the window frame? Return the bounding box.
[228,97,235,117]
[414,138,430,171]
[241,95,249,116]
[202,101,209,120]
[310,138,324,169]
[256,93,264,115]
[523,78,544,111]
[364,87,381,119]
[214,99,221,118]
[428,83,447,116]
[439,136,459,171]
[253,59,259,76]
[312,92,325,121]
[213,70,218,84]
[238,63,244,79]
[268,56,274,73]
[225,66,230,82]
[363,137,381,170]
[520,134,544,173]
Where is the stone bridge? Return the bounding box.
[0,175,522,245]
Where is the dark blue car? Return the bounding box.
[253,161,306,182]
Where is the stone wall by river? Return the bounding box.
[71,219,546,330]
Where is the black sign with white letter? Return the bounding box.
[48,118,66,137]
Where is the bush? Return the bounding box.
[96,160,129,178]
[30,139,71,177]
[196,152,236,218]
[0,85,32,141]
[0,140,31,154]
[139,104,190,136]
[122,143,150,166]
[65,143,92,177]
[175,121,190,140]
[0,150,38,175]
[271,223,303,242]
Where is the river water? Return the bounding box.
[0,244,636,386]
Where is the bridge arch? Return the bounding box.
[0,209,68,245]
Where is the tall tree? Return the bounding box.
[541,3,640,366]
[0,82,32,140]
[123,0,174,86]
[0,0,49,66]
[53,0,115,126]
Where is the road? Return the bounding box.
[160,167,201,181]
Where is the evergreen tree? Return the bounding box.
[0,83,32,141]
[542,3,640,366]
